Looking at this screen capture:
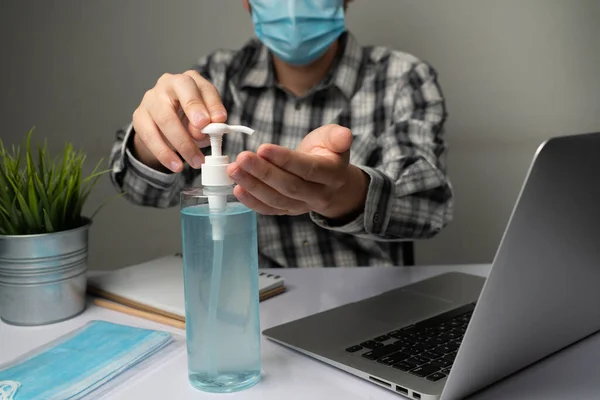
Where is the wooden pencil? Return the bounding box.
[91,286,286,329]
[93,298,186,330]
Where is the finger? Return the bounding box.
[183,116,209,147]
[233,186,283,215]
[234,186,308,216]
[296,124,353,154]
[181,114,209,145]
[256,145,344,187]
[133,107,183,172]
[144,91,205,169]
[228,161,307,214]
[189,132,210,148]
[170,74,210,139]
[184,70,228,122]
[235,151,326,201]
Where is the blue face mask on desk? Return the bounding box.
[250,0,346,66]
[0,320,172,400]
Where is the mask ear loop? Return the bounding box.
[0,381,20,400]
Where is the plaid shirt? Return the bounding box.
[109,31,453,268]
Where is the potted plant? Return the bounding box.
[0,128,108,326]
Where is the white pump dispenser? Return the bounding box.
[201,123,255,189]
[200,123,255,239]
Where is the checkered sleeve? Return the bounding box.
[108,55,219,208]
[311,62,453,240]
[108,123,195,208]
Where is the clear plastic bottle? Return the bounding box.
[181,187,261,393]
[179,123,260,393]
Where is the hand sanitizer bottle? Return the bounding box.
[180,123,261,393]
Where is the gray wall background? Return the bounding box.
[1,1,599,270]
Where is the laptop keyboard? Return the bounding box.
[345,303,475,382]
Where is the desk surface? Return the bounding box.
[1,264,599,400]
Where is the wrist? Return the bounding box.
[321,165,369,223]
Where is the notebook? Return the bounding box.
[87,254,285,324]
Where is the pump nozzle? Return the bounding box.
[200,123,255,240]
[202,122,255,136]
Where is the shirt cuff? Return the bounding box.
[309,166,393,236]
[123,127,179,190]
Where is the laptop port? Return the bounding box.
[368,376,391,387]
[396,386,408,395]
[413,393,421,399]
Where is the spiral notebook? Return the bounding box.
[87,254,285,326]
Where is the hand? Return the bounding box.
[131,70,228,172]
[227,124,370,221]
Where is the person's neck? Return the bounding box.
[272,40,339,97]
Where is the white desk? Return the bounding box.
[1,264,599,399]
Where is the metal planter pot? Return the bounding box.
[0,220,90,326]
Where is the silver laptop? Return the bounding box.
[263,131,600,400]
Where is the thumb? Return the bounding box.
[298,124,353,154]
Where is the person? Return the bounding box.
[109,0,453,268]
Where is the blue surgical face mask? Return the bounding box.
[0,321,173,400]
[250,0,346,66]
